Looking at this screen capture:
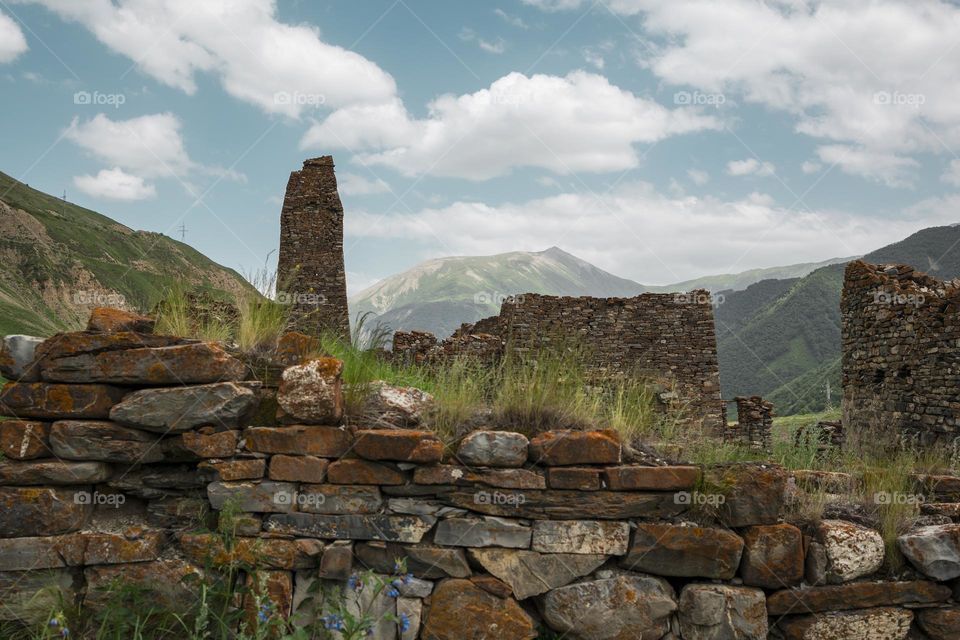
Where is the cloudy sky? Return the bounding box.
[2,0,960,291]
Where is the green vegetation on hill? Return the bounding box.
[0,171,254,336]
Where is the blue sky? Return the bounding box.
[2,0,960,293]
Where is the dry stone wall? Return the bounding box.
[2,308,960,639]
[842,260,960,446]
[276,156,350,339]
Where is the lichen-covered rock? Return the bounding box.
[264,513,435,543]
[33,331,185,363]
[469,548,607,599]
[604,465,700,491]
[0,569,79,623]
[0,460,112,485]
[777,607,912,640]
[739,523,804,588]
[327,459,406,485]
[109,382,257,433]
[360,381,434,427]
[179,533,297,570]
[0,420,50,459]
[434,517,531,549]
[766,581,950,615]
[84,559,201,612]
[41,342,246,385]
[413,465,545,489]
[207,480,296,513]
[540,573,677,640]
[354,542,470,579]
[703,463,786,527]
[548,467,601,490]
[244,425,352,457]
[268,454,329,483]
[898,524,960,581]
[50,420,163,464]
[179,429,239,458]
[531,520,629,555]
[918,606,960,640]
[354,429,443,463]
[0,335,43,381]
[0,382,126,420]
[86,308,155,333]
[457,431,529,468]
[421,579,536,640]
[297,484,383,514]
[678,584,767,640]
[276,357,343,424]
[621,523,744,579]
[0,487,91,536]
[199,458,266,481]
[529,430,621,466]
[816,519,884,583]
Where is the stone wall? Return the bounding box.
[841,260,960,446]
[276,156,350,339]
[3,309,960,639]
[724,396,773,451]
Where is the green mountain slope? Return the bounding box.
[645,256,852,294]
[0,171,253,336]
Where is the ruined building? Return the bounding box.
[396,291,725,432]
[842,259,960,445]
[276,157,350,338]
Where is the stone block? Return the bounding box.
[531,520,629,555]
[528,430,621,466]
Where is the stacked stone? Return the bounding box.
[391,329,503,366]
[842,259,960,446]
[727,396,773,451]
[795,419,845,456]
[2,309,960,638]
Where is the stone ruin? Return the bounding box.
[841,259,960,446]
[3,308,960,637]
[276,156,350,339]
[395,292,725,433]
[723,396,773,451]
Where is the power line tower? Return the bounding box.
[177,222,187,243]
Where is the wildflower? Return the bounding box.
[49,619,59,627]
[402,573,413,585]
[386,586,400,598]
[322,614,345,631]
[347,573,361,591]
[258,602,272,623]
[399,613,411,633]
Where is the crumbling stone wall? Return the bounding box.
[2,311,960,637]
[842,260,960,446]
[276,156,350,338]
[724,396,773,451]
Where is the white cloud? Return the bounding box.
[338,172,391,196]
[941,159,960,187]
[304,71,720,180]
[726,158,775,177]
[345,181,957,284]
[801,161,822,174]
[816,144,919,189]
[73,167,157,201]
[494,8,528,29]
[687,168,709,185]
[0,11,28,63]
[459,28,506,54]
[20,0,396,117]
[526,0,960,188]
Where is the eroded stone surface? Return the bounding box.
[777,606,912,640]
[87,308,155,333]
[766,581,951,615]
[469,548,606,599]
[434,517,531,549]
[361,381,434,427]
[421,579,536,640]
[413,465,545,489]
[50,420,163,463]
[739,523,804,589]
[0,382,126,420]
[0,487,91,536]
[244,425,352,457]
[678,584,768,640]
[207,480,296,513]
[276,357,343,424]
[457,431,528,468]
[918,606,960,640]
[621,523,744,579]
[529,430,621,466]
[604,465,700,491]
[264,513,435,543]
[816,519,884,583]
[268,454,329,483]
[109,382,256,432]
[898,524,960,581]
[531,520,629,555]
[703,463,786,527]
[327,459,406,485]
[0,420,50,459]
[354,429,443,463]
[0,459,112,485]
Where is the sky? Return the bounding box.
[2,0,960,293]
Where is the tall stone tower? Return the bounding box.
[276,156,350,338]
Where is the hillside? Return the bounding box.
[351,247,849,337]
[0,171,253,336]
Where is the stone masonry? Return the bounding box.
[2,308,960,638]
[842,260,960,446]
[276,156,350,338]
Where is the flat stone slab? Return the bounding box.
[740,523,805,589]
[679,584,768,640]
[548,467,601,490]
[297,484,383,514]
[109,382,257,433]
[531,520,629,555]
[207,480,297,513]
[355,542,470,579]
[0,382,126,420]
[899,524,960,581]
[604,465,700,490]
[621,522,744,579]
[243,425,352,457]
[456,431,528,468]
[414,465,545,489]
[767,580,951,615]
[434,517,531,549]
[264,513,435,543]
[528,430,621,466]
[50,420,163,464]
[327,459,406,485]
[0,420,51,460]
[0,460,112,485]
[268,454,329,483]
[469,548,607,599]
[444,489,686,520]
[0,487,91,537]
[777,607,912,640]
[354,429,443,463]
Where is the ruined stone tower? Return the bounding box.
[276,156,350,338]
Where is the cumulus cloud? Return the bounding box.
[526,0,960,188]
[0,11,28,63]
[73,167,157,200]
[687,168,709,185]
[345,182,957,284]
[338,172,391,196]
[726,158,776,177]
[801,161,822,174]
[19,0,396,117]
[816,144,920,189]
[304,71,721,180]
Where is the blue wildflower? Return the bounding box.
[347,573,361,591]
[402,573,413,585]
[49,619,59,627]
[399,613,411,633]
[386,586,400,598]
